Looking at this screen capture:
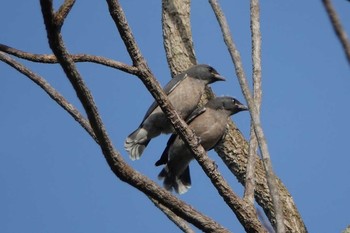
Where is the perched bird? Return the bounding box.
[124,64,225,160]
[156,96,248,194]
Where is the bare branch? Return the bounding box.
[106,0,144,67]
[55,0,76,29]
[0,51,195,231]
[106,0,266,232]
[0,51,97,143]
[0,44,139,75]
[209,0,285,232]
[244,0,262,204]
[160,0,304,231]
[215,122,307,233]
[322,0,350,65]
[149,198,195,233]
[39,1,229,232]
[0,52,192,231]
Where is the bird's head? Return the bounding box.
[186,64,226,84]
[208,96,248,116]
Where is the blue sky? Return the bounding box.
[1,1,349,232]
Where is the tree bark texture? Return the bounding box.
[162,0,197,76]
[162,0,307,232]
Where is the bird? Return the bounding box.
[155,96,248,194]
[124,64,226,160]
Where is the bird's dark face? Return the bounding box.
[187,64,226,84]
[223,97,248,115]
[209,96,248,115]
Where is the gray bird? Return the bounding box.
[156,96,248,194]
[125,64,225,160]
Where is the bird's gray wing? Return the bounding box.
[154,106,207,166]
[141,73,188,122]
[185,106,207,124]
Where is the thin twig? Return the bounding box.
[209,0,285,232]
[0,51,97,143]
[39,1,229,232]
[106,1,266,232]
[322,0,350,65]
[0,44,139,75]
[55,0,76,28]
[243,0,262,204]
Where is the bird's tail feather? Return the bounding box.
[124,128,150,160]
[158,166,191,194]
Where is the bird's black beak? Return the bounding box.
[213,73,226,81]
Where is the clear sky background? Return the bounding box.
[1,1,349,233]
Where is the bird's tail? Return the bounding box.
[158,166,191,194]
[124,128,150,160]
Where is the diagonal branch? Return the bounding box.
[209,0,285,232]
[0,50,198,233]
[39,1,229,232]
[106,0,266,232]
[0,44,139,75]
[149,198,195,233]
[322,0,350,65]
[55,0,76,28]
[0,51,97,143]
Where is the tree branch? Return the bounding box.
[215,121,308,233]
[0,51,196,232]
[0,51,97,143]
[39,0,229,232]
[162,0,197,76]
[106,0,266,232]
[0,44,139,75]
[208,0,285,232]
[55,0,76,28]
[149,198,195,233]
[160,0,306,232]
[322,0,350,65]
[243,0,262,204]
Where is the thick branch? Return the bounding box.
[0,44,139,75]
[322,0,350,65]
[39,1,228,232]
[162,0,197,76]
